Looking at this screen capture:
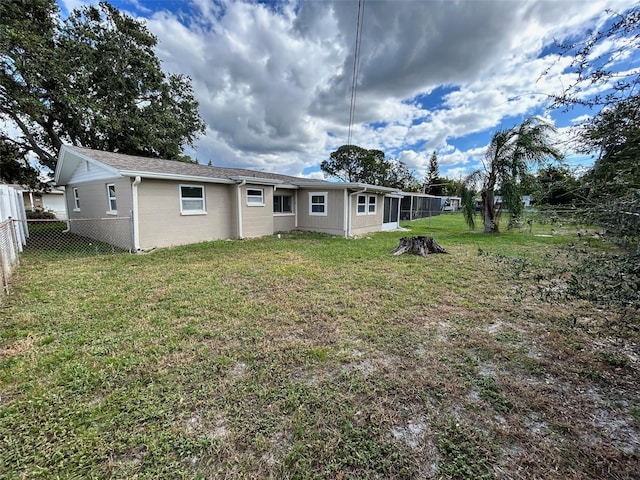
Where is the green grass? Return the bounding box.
[1,213,638,479]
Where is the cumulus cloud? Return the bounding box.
[61,0,636,178]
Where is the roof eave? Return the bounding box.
[119,171,236,184]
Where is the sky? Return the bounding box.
[57,0,639,181]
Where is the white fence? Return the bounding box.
[0,185,29,295]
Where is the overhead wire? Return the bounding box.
[347,0,365,146]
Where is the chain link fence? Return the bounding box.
[0,217,133,297]
[21,217,134,258]
[1,218,20,295]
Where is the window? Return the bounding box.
[309,192,327,216]
[180,185,206,214]
[72,187,80,210]
[368,195,377,214]
[273,195,293,214]
[106,183,117,214]
[247,188,264,206]
[357,195,376,215]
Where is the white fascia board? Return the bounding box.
[119,171,236,184]
[228,175,284,185]
[293,181,398,193]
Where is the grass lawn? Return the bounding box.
[1,214,638,479]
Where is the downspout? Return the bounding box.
[236,180,246,239]
[295,190,298,228]
[348,188,367,238]
[131,176,141,252]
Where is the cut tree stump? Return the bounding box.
[392,236,449,257]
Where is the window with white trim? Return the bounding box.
[72,187,80,210]
[273,195,293,214]
[368,195,377,214]
[180,185,206,214]
[309,192,327,216]
[357,195,376,215]
[106,183,117,214]
[246,188,264,206]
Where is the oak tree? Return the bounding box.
[0,0,205,181]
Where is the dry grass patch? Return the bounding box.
[1,214,638,479]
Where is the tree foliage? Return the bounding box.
[550,6,640,110]
[532,165,580,206]
[0,0,205,179]
[321,145,417,189]
[424,151,445,195]
[461,117,563,233]
[538,6,640,315]
[0,139,40,187]
[578,95,640,252]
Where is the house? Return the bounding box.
[441,196,461,212]
[53,145,404,251]
[5,183,67,219]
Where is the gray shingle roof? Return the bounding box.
[66,146,326,185]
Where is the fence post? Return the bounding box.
[9,217,20,269]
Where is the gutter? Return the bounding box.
[131,176,141,251]
[236,180,246,239]
[348,188,367,238]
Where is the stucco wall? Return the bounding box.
[296,189,346,236]
[136,180,234,249]
[240,184,274,238]
[66,177,133,250]
[351,193,384,235]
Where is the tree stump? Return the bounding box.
[392,236,449,257]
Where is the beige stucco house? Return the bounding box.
[54,146,403,251]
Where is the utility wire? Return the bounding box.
[347,0,365,146]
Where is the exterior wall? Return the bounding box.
[350,193,384,236]
[66,177,133,250]
[240,184,274,238]
[67,158,116,184]
[67,177,133,219]
[136,180,234,249]
[297,189,346,236]
[273,188,297,232]
[42,193,67,219]
[274,214,296,232]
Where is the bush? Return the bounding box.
[26,210,57,219]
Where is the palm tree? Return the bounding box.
[462,117,563,233]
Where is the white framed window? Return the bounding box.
[72,187,80,211]
[106,183,117,214]
[180,184,206,214]
[273,195,293,214]
[368,195,377,214]
[309,192,327,216]
[357,195,376,215]
[246,188,264,206]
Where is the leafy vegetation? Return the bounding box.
[321,144,420,190]
[1,214,638,479]
[0,0,205,183]
[461,117,563,233]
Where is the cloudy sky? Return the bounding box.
[60,0,639,180]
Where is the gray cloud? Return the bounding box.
[130,0,632,177]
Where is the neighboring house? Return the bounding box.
[54,145,403,251]
[441,196,461,212]
[6,184,67,219]
[494,195,532,209]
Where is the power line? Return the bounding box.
[347,0,365,146]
